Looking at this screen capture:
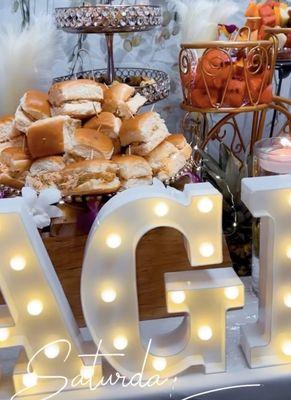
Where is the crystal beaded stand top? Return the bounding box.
[55,5,162,34]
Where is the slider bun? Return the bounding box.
[104,82,135,103]
[14,105,33,133]
[122,176,153,189]
[120,112,169,156]
[84,112,122,139]
[103,83,146,118]
[52,101,101,120]
[20,90,51,120]
[146,134,192,181]
[27,116,80,159]
[166,134,193,159]
[71,178,121,195]
[0,173,24,189]
[0,115,18,143]
[0,135,27,153]
[61,160,120,195]
[29,156,65,176]
[69,128,114,160]
[49,79,104,106]
[63,159,118,174]
[1,147,32,173]
[113,154,152,180]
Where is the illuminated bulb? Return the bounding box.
[287,247,291,259]
[27,300,43,316]
[44,344,60,359]
[10,256,26,271]
[224,287,239,300]
[170,291,186,304]
[199,242,215,258]
[197,326,213,341]
[152,357,167,372]
[282,341,291,356]
[0,328,10,342]
[22,373,38,388]
[154,202,169,217]
[197,197,213,213]
[284,293,291,308]
[106,234,122,249]
[101,288,117,303]
[80,366,94,380]
[113,335,128,350]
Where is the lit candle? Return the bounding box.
[259,147,291,174]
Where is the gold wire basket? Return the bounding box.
[179,37,278,113]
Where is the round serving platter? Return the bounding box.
[53,67,171,105]
[0,157,196,204]
[55,5,162,34]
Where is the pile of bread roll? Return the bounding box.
[0,79,192,196]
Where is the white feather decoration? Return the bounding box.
[170,0,240,43]
[0,15,62,116]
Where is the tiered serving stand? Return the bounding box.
[265,28,291,137]
[54,3,170,104]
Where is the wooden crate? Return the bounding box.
[43,227,231,325]
[0,222,231,325]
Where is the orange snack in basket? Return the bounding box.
[260,84,273,104]
[191,88,218,109]
[247,72,271,103]
[274,5,281,25]
[194,70,206,89]
[224,79,246,108]
[199,49,231,89]
[245,1,260,17]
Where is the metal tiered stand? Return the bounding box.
[265,28,291,137]
[54,3,170,105]
[179,37,291,160]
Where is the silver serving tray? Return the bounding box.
[55,5,162,34]
[53,67,170,105]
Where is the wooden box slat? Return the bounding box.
[0,228,231,325]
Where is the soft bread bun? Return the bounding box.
[1,147,32,173]
[68,128,114,161]
[113,155,152,180]
[166,134,193,159]
[145,134,192,181]
[104,82,135,103]
[113,154,153,189]
[0,173,25,189]
[84,112,122,139]
[14,105,33,133]
[15,91,51,133]
[122,176,153,189]
[0,135,27,153]
[0,116,20,143]
[59,160,120,195]
[20,90,51,120]
[120,112,170,156]
[52,100,102,120]
[103,82,147,118]
[26,156,65,192]
[48,79,104,106]
[27,116,81,159]
[29,156,65,176]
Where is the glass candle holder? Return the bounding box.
[252,136,291,294]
